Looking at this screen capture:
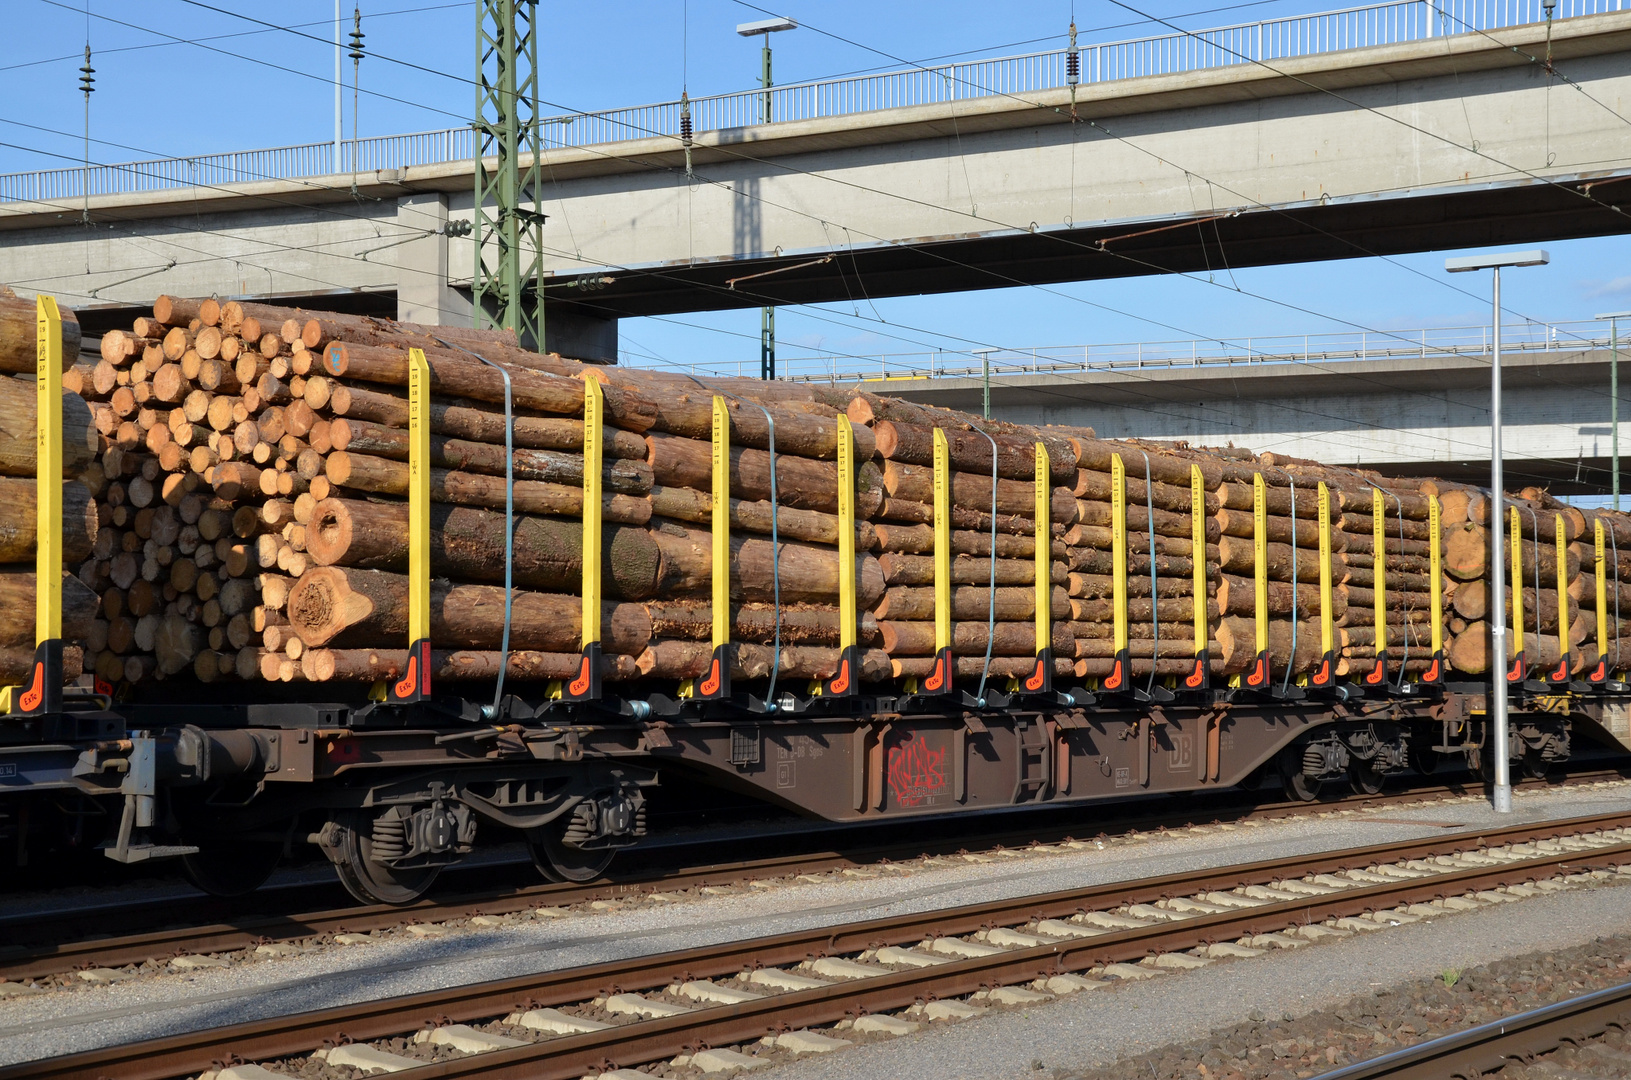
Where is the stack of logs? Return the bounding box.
[16,288,1631,692]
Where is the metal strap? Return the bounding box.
[1137,451,1158,695]
[975,428,1000,706]
[435,336,514,713]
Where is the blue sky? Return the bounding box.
[4,0,1629,370]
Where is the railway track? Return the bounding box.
[7,766,1623,985]
[13,809,1631,1080]
[1312,979,1631,1079]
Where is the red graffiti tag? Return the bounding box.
[887,735,947,807]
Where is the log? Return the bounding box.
[1447,621,1565,674]
[1078,469,1218,514]
[321,452,651,525]
[0,646,82,684]
[627,389,876,459]
[878,552,1065,587]
[648,522,886,607]
[895,655,1076,680]
[648,486,875,549]
[0,295,81,374]
[0,376,99,478]
[1214,616,1327,675]
[878,619,1073,657]
[1073,636,1218,660]
[1442,522,1581,583]
[872,420,1075,482]
[1077,500,1217,543]
[0,570,98,649]
[1216,574,1349,619]
[0,478,97,562]
[328,421,654,493]
[302,647,639,683]
[1068,572,1203,600]
[874,584,1070,621]
[322,341,660,432]
[1069,437,1223,489]
[878,495,1043,536]
[1216,537,1343,579]
[874,523,1043,558]
[285,566,652,653]
[305,498,666,599]
[330,383,650,459]
[645,433,885,516]
[1073,656,1223,679]
[635,640,892,682]
[645,600,880,647]
[883,460,1073,518]
[1214,508,1322,547]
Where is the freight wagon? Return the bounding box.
[2,292,1625,904]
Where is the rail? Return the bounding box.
[0,0,1614,203]
[634,319,1624,383]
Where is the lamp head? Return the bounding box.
[1445,250,1551,272]
[737,17,797,35]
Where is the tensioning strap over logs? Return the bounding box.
[386,347,433,705]
[6,295,65,716]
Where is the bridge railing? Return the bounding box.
[643,320,1619,382]
[0,0,1615,203]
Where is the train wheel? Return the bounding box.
[1349,762,1385,796]
[1282,769,1322,802]
[325,816,440,905]
[180,839,281,898]
[528,827,615,884]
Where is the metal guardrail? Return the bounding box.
[632,320,1620,382]
[0,0,1615,203]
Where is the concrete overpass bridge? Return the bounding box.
[862,320,1631,495]
[2,0,1630,361]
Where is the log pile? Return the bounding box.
[12,286,1631,695]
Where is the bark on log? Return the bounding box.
[645,433,885,516]
[329,383,649,459]
[636,640,892,682]
[874,584,1070,621]
[302,647,639,683]
[1069,437,1222,489]
[0,646,82,684]
[0,570,97,648]
[0,296,80,374]
[322,452,651,525]
[648,485,875,549]
[285,566,652,653]
[894,654,1077,681]
[878,619,1073,657]
[305,498,666,599]
[1214,615,1327,674]
[644,600,880,647]
[877,552,1066,587]
[872,420,1075,482]
[328,422,654,492]
[1447,622,1566,674]
[322,341,659,432]
[1078,469,1218,514]
[647,521,886,607]
[0,377,99,478]
[874,523,1043,558]
[0,478,97,562]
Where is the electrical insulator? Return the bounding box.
[349,8,366,63]
[679,91,693,146]
[1066,22,1079,86]
[79,45,95,97]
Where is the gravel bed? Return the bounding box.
[1054,933,1631,1080]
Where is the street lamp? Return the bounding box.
[1597,310,1631,511]
[1446,248,1550,815]
[736,16,796,381]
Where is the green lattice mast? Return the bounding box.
[474,0,545,347]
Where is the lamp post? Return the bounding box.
[736,16,797,381]
[1597,310,1631,511]
[1446,249,1550,815]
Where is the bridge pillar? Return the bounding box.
[395,192,473,328]
[543,305,618,364]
